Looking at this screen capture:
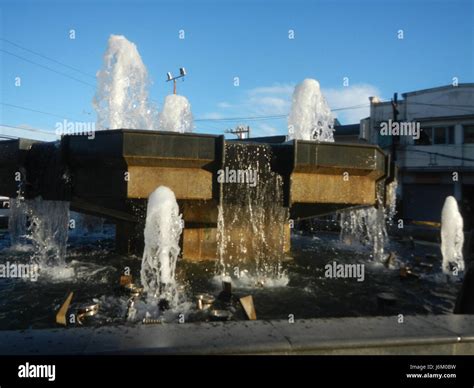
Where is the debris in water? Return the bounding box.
[120,275,133,286]
[196,293,215,310]
[240,295,257,320]
[56,291,74,326]
[209,309,232,322]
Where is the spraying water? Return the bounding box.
[8,197,70,265]
[140,186,183,308]
[158,94,193,133]
[288,79,334,142]
[441,196,464,274]
[287,79,389,261]
[27,198,70,266]
[93,34,158,130]
[339,202,387,262]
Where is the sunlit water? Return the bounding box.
[0,225,461,330]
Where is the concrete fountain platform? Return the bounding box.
[1,315,473,355]
[0,130,393,260]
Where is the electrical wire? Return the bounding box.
[0,48,95,88]
[0,37,96,79]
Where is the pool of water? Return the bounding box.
[0,226,462,330]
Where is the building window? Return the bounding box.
[433,127,446,144]
[415,126,455,145]
[448,126,455,144]
[434,126,455,144]
[415,127,432,145]
[464,125,474,144]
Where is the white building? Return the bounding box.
[360,83,474,227]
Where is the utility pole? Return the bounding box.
[225,125,250,139]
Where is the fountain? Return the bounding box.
[287,78,390,262]
[93,34,158,131]
[158,94,193,133]
[140,186,183,308]
[0,38,394,325]
[26,198,70,266]
[8,197,70,265]
[441,196,465,274]
[288,78,334,142]
[2,35,469,358]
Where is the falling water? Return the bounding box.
[158,94,193,133]
[339,202,387,261]
[26,198,70,266]
[8,198,28,247]
[441,196,464,274]
[8,197,70,265]
[385,179,398,226]
[140,186,183,308]
[288,78,335,142]
[216,143,289,287]
[93,34,158,130]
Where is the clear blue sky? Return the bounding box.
[0,0,473,140]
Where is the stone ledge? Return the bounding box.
[1,315,474,355]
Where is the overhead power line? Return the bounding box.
[0,48,95,88]
[194,104,371,122]
[0,123,58,137]
[0,37,96,80]
[400,147,474,163]
[0,102,80,121]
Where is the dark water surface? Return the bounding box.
[0,227,461,330]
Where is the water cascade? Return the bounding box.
[8,198,70,265]
[216,143,289,287]
[26,198,70,266]
[8,198,28,248]
[339,202,387,261]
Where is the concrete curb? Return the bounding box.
[1,315,474,355]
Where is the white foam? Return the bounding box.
[140,186,183,308]
[93,34,158,130]
[288,79,334,141]
[213,271,289,289]
[441,196,464,274]
[158,94,193,133]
